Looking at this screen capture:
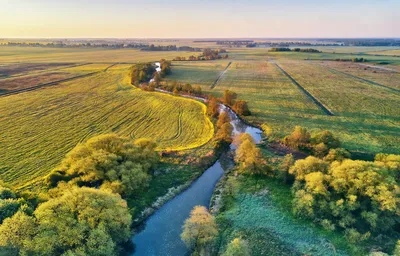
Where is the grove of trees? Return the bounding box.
[283,126,342,157]
[0,187,132,256]
[289,155,399,245]
[129,63,156,85]
[46,134,159,196]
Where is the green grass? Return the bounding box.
[165,61,229,88]
[0,66,213,190]
[318,61,400,90]
[216,173,367,256]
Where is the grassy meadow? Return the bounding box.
[0,65,213,189]
[165,52,400,154]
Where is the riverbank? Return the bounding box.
[130,92,263,255]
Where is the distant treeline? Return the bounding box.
[196,40,253,43]
[2,42,202,51]
[173,48,228,61]
[140,44,202,52]
[269,48,321,53]
[3,42,147,49]
[214,41,342,48]
[335,57,368,63]
[342,39,400,46]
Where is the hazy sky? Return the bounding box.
[0,0,398,38]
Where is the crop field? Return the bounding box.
[0,63,113,95]
[0,62,73,79]
[365,49,400,56]
[0,47,198,63]
[0,66,213,189]
[169,58,400,154]
[165,61,230,87]
[317,61,400,90]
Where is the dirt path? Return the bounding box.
[322,65,400,94]
[210,62,232,89]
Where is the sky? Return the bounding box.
[0,0,398,38]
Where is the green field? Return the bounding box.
[166,55,400,154]
[0,66,213,189]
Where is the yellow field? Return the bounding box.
[0,66,213,189]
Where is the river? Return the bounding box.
[131,102,262,255]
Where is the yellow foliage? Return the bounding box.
[304,172,328,195]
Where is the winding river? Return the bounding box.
[132,100,262,255]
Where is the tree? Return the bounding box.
[193,85,202,96]
[0,187,132,256]
[0,182,31,224]
[217,112,230,128]
[223,90,237,106]
[214,122,233,147]
[235,133,271,176]
[46,134,158,196]
[223,238,250,256]
[311,130,341,150]
[283,126,311,150]
[289,156,329,181]
[280,154,295,184]
[207,96,219,118]
[323,148,350,162]
[181,206,218,251]
[0,211,36,253]
[232,100,250,116]
[394,240,400,256]
[261,123,273,140]
[153,72,161,85]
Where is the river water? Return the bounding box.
[132,63,262,255]
[131,104,262,256]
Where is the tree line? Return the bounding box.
[334,57,368,62]
[269,47,321,53]
[140,44,202,52]
[173,48,229,61]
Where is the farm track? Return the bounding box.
[272,62,335,116]
[0,63,117,97]
[321,65,400,94]
[210,62,232,89]
[166,109,183,141]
